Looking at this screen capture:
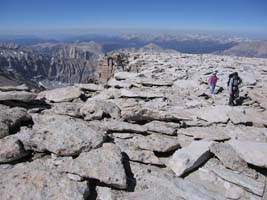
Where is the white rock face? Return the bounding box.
[168,141,213,176]
[229,140,267,168]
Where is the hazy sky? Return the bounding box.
[1,0,267,36]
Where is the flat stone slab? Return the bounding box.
[103,119,147,134]
[75,83,104,91]
[120,88,164,99]
[178,127,230,141]
[38,87,82,103]
[139,79,173,87]
[168,141,213,176]
[194,106,230,124]
[0,91,37,102]
[131,134,180,153]
[144,121,177,136]
[229,140,267,168]
[122,107,193,122]
[211,165,265,196]
[209,143,257,178]
[68,143,127,189]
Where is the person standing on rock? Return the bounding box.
[228,72,242,106]
[209,71,218,100]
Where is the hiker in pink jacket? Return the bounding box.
[209,71,218,100]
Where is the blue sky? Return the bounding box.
[0,0,267,36]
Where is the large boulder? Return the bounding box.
[68,143,127,189]
[0,162,89,200]
[229,140,267,168]
[16,114,105,156]
[168,141,213,176]
[38,87,82,103]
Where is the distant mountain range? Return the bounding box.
[218,41,267,58]
[0,33,266,89]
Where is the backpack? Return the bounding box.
[231,76,240,92]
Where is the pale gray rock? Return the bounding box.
[96,187,115,200]
[195,106,230,124]
[168,141,213,176]
[120,88,164,99]
[17,114,105,156]
[131,134,180,152]
[103,119,147,133]
[0,121,9,139]
[68,143,127,189]
[0,162,89,200]
[211,165,265,196]
[122,107,193,122]
[127,161,224,200]
[114,137,163,165]
[126,149,163,165]
[229,140,267,168]
[107,79,133,88]
[227,109,252,125]
[45,102,83,118]
[0,107,32,138]
[0,136,28,163]
[38,87,82,102]
[0,91,37,102]
[81,99,121,120]
[178,127,230,141]
[75,83,104,92]
[0,84,29,92]
[114,71,137,80]
[209,143,257,178]
[140,79,173,87]
[112,132,134,139]
[144,121,177,135]
[225,126,267,142]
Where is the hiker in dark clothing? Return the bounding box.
[228,72,242,106]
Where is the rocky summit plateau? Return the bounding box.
[0,50,267,200]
